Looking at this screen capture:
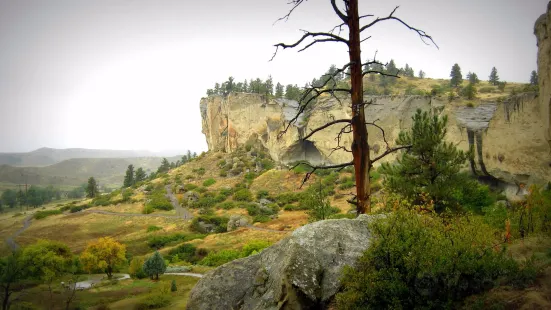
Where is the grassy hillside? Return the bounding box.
[0,156,180,189]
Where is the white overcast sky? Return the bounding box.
[0,0,548,153]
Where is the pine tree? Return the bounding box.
[157,158,170,174]
[449,63,463,87]
[265,75,274,96]
[275,82,284,98]
[143,251,166,280]
[243,79,249,93]
[123,165,135,188]
[461,83,477,100]
[214,83,220,95]
[135,168,147,183]
[171,279,177,292]
[380,109,470,213]
[466,72,480,84]
[418,70,425,79]
[489,67,499,85]
[86,177,98,198]
[530,70,538,85]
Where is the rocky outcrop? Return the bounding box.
[186,215,378,310]
[201,92,550,195]
[535,1,551,151]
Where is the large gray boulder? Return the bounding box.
[186,215,378,310]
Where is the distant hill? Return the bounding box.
[0,156,181,189]
[0,148,164,167]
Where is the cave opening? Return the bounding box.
[281,140,325,165]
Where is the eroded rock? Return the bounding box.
[186,215,378,310]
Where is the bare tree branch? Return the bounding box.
[330,0,348,22]
[366,121,389,150]
[303,119,351,140]
[290,161,354,188]
[359,6,439,48]
[274,0,307,24]
[371,145,412,163]
[270,31,349,61]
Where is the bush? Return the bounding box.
[146,193,173,211]
[183,184,198,191]
[242,240,271,257]
[128,257,147,279]
[193,167,206,175]
[34,209,62,220]
[336,211,522,309]
[147,233,206,249]
[92,196,111,206]
[171,280,177,292]
[168,243,198,263]
[199,249,242,267]
[253,215,271,223]
[122,189,133,202]
[69,204,91,213]
[256,189,270,200]
[202,178,216,187]
[134,293,171,309]
[147,225,162,233]
[260,159,274,171]
[479,86,495,93]
[190,215,230,234]
[218,201,235,210]
[142,205,154,214]
[233,188,253,202]
[274,192,302,206]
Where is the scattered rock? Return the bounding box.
[186,215,380,310]
[259,198,272,206]
[184,191,199,202]
[227,215,250,231]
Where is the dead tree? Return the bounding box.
[271,0,437,214]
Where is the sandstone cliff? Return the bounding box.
[201,2,551,194]
[535,1,551,151]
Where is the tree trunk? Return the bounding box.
[348,0,371,214]
[2,285,10,310]
[106,266,113,279]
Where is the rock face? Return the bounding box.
[535,1,551,151]
[201,92,551,194]
[186,215,378,310]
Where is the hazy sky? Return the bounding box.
[0,0,547,153]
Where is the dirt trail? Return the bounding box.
[6,214,33,251]
[165,185,193,220]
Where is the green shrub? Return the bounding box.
[147,233,206,249]
[122,189,133,202]
[142,205,154,214]
[218,160,227,167]
[168,243,198,263]
[60,205,70,212]
[134,293,171,309]
[241,240,272,257]
[202,178,216,187]
[196,187,207,194]
[69,204,91,213]
[34,209,62,220]
[146,193,173,211]
[219,170,228,177]
[260,159,274,171]
[246,204,276,217]
[190,215,230,234]
[147,225,162,233]
[336,211,523,309]
[92,196,110,206]
[274,192,302,206]
[233,188,253,202]
[218,201,235,210]
[193,167,206,175]
[292,162,310,174]
[252,215,271,223]
[191,196,216,209]
[183,184,198,191]
[256,189,270,200]
[199,249,242,267]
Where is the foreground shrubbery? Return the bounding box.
[336,210,539,309]
[33,209,62,219]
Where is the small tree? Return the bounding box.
[171,279,177,292]
[275,82,284,98]
[135,168,147,183]
[462,83,477,100]
[0,252,27,310]
[85,177,98,198]
[380,109,470,213]
[157,158,170,174]
[123,164,135,188]
[489,67,499,85]
[530,70,538,85]
[418,70,425,79]
[304,180,339,222]
[449,63,462,87]
[129,257,147,279]
[143,251,166,280]
[1,190,17,209]
[466,72,480,84]
[80,237,126,279]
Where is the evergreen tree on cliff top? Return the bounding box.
[123,164,134,188]
[449,63,463,87]
[489,67,499,85]
[530,70,538,85]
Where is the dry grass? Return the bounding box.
[186,228,289,252]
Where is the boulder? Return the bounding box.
[259,198,273,206]
[184,191,199,202]
[186,215,379,310]
[227,215,250,231]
